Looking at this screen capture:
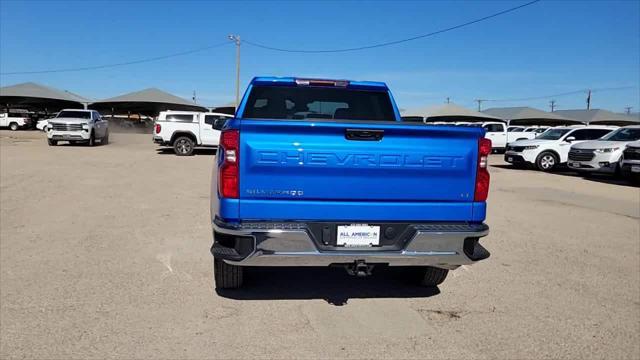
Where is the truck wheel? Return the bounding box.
[214,259,244,289]
[47,139,57,146]
[535,151,558,172]
[102,131,109,145]
[88,132,95,147]
[9,122,18,131]
[418,267,449,287]
[174,136,194,156]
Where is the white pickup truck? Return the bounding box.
[153,111,232,156]
[46,109,109,146]
[482,122,540,152]
[0,112,31,130]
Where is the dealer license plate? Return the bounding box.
[632,165,640,173]
[337,224,380,247]
[568,162,580,168]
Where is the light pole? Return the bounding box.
[228,35,241,109]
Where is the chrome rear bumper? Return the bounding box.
[212,220,489,269]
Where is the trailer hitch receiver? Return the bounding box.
[345,260,374,277]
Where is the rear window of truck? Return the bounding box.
[242,85,395,121]
[163,114,195,122]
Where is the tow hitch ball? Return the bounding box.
[345,260,374,277]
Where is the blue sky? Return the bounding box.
[1,0,638,113]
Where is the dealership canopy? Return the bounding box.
[553,109,640,126]
[482,106,581,126]
[0,82,89,111]
[89,88,207,115]
[402,103,503,122]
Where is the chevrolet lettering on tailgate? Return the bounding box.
[255,150,466,169]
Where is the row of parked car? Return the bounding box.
[425,121,549,152]
[504,125,640,180]
[417,119,640,181]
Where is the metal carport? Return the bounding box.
[402,103,504,123]
[554,109,640,126]
[89,88,207,117]
[482,107,581,126]
[0,82,89,112]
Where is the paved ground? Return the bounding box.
[1,130,639,359]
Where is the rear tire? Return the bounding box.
[87,132,95,147]
[9,122,18,131]
[102,130,109,145]
[47,139,57,146]
[173,136,195,156]
[419,267,449,287]
[535,151,558,172]
[214,259,244,289]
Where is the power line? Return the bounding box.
[242,0,541,53]
[1,1,540,75]
[484,86,637,102]
[0,41,232,75]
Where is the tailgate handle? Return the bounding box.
[345,129,384,141]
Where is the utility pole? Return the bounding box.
[192,90,197,104]
[586,89,592,110]
[228,34,241,109]
[549,100,556,112]
[474,99,486,111]
[625,106,632,114]
[446,97,450,104]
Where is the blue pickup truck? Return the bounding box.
[211,77,491,289]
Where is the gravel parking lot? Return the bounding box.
[1,130,638,359]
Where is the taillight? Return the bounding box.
[155,123,161,134]
[218,129,239,198]
[474,138,491,201]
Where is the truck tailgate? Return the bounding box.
[238,119,483,221]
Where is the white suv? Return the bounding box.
[504,125,617,171]
[47,109,109,146]
[567,126,640,174]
